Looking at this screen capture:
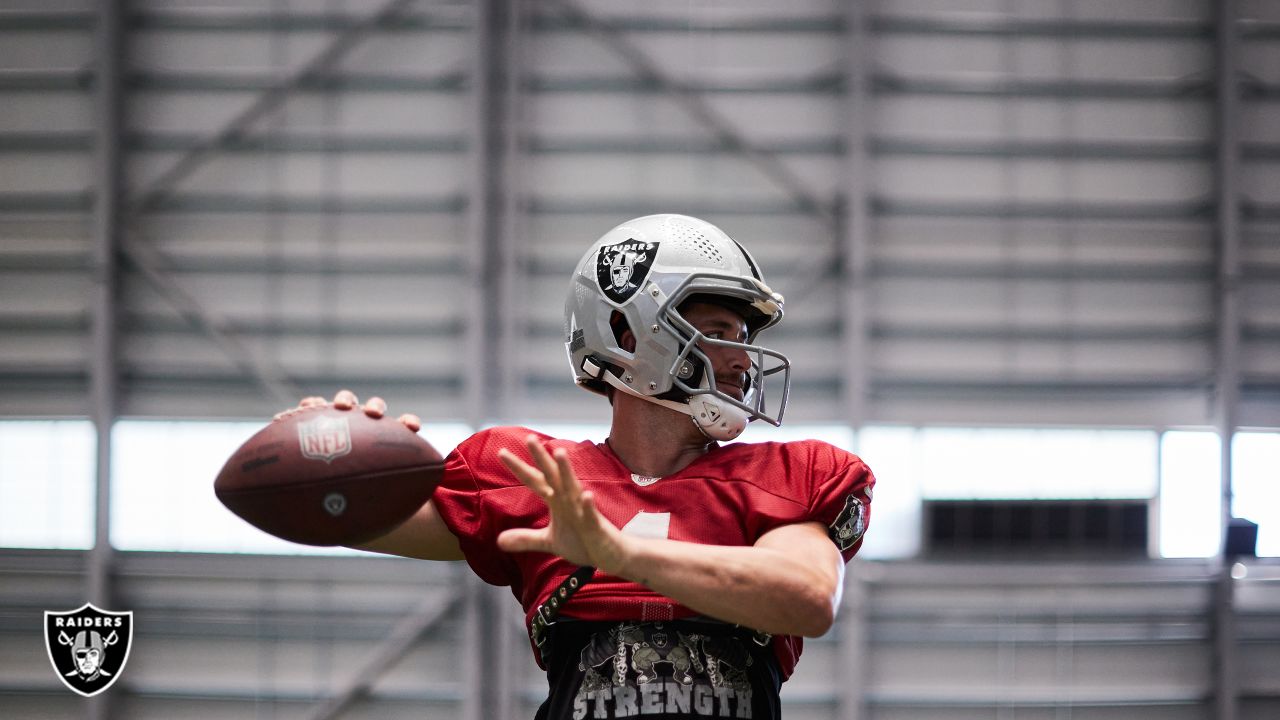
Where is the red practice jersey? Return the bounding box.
[430,426,875,680]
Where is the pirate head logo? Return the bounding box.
[829,493,867,551]
[596,240,658,304]
[297,415,352,463]
[44,603,133,697]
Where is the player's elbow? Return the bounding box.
[797,561,845,636]
[793,590,838,637]
[772,580,838,637]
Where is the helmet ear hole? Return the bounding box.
[610,310,636,352]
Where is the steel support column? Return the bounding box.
[462,576,513,720]
[463,0,502,427]
[836,563,871,720]
[1212,1,1242,719]
[839,0,873,429]
[461,3,517,715]
[497,0,528,419]
[87,3,124,720]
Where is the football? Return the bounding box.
[214,406,445,546]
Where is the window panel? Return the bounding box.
[915,428,1158,500]
[857,426,923,559]
[1233,431,1280,557]
[0,420,95,550]
[1159,430,1222,558]
[110,419,472,555]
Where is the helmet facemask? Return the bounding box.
[656,273,791,437]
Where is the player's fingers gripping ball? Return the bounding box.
[215,394,444,546]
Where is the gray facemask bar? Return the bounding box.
[655,272,792,427]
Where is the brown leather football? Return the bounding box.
[214,406,444,546]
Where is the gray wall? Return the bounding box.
[1,0,1276,428]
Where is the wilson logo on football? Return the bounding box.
[297,415,352,463]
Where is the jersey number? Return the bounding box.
[620,511,670,539]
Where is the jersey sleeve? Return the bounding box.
[429,429,523,586]
[803,442,876,561]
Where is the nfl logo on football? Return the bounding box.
[44,603,134,697]
[298,415,353,463]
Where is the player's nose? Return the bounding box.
[720,344,750,374]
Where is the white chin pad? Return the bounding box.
[688,396,748,441]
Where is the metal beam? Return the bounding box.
[545,0,837,234]
[119,235,301,408]
[87,4,124,720]
[303,591,459,720]
[111,0,418,411]
[839,0,871,428]
[462,0,499,427]
[497,0,529,420]
[87,0,125,716]
[460,4,517,710]
[88,0,123,610]
[462,575,513,720]
[128,0,417,214]
[836,563,871,720]
[1212,1,1242,720]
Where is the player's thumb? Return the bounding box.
[496,528,547,554]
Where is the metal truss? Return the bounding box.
[118,0,420,409]
[304,590,461,720]
[543,0,838,235]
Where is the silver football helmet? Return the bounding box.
[564,214,791,440]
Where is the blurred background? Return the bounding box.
[1,0,1278,718]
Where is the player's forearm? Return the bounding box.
[609,535,842,637]
[350,499,465,561]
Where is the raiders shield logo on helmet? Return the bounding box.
[44,603,134,697]
[596,240,658,304]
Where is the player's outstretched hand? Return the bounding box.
[496,435,631,574]
[273,389,421,432]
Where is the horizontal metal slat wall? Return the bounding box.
[1,1,477,420]
[0,2,97,416]
[4,550,1279,719]
[515,0,853,422]
[508,0,1280,428]
[1,0,1276,427]
[1239,0,1280,429]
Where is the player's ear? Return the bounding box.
[620,328,636,353]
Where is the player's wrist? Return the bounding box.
[593,533,641,583]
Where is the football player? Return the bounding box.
[295,214,875,719]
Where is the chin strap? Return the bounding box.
[598,369,747,441]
